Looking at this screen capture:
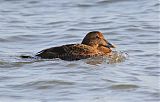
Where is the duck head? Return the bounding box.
[81,31,115,49]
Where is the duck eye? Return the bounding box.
[96,35,99,38]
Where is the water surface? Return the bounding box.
[0,0,159,102]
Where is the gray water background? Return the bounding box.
[0,0,159,102]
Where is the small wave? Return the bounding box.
[0,38,10,43]
[153,2,160,7]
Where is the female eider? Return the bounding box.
[35,31,115,61]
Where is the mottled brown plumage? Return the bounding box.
[36,31,115,61]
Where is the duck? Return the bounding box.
[35,31,115,61]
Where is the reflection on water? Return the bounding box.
[0,0,159,102]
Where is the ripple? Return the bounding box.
[137,41,159,45]
[27,1,39,4]
[109,84,139,90]
[136,53,158,57]
[73,21,113,26]
[0,61,24,68]
[126,49,144,53]
[1,34,52,43]
[45,21,69,25]
[0,97,41,102]
[97,0,136,4]
[6,36,34,42]
[13,80,75,90]
[76,4,94,8]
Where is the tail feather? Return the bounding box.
[20,55,34,59]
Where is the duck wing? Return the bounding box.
[36,44,98,60]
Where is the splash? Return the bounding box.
[85,51,128,65]
[107,51,128,64]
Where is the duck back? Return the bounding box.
[36,44,99,61]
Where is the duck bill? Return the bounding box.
[106,42,115,48]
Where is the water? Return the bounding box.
[0,0,159,102]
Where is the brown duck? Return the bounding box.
[34,31,115,61]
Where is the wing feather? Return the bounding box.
[36,44,98,60]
